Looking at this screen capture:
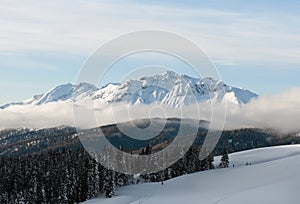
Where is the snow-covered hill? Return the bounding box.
[0,71,257,109]
[84,145,300,204]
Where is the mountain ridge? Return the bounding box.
[0,71,258,108]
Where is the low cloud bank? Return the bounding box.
[1,88,300,133]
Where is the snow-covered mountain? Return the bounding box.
[0,71,257,109]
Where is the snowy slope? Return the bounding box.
[0,71,257,108]
[83,145,300,204]
[33,83,98,105]
[0,94,43,109]
[1,83,98,108]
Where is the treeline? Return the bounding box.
[0,143,221,203]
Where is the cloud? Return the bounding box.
[0,0,299,66]
[0,102,74,129]
[230,87,300,132]
[1,88,300,133]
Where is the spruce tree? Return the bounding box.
[219,149,229,168]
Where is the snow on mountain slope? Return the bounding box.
[33,83,98,105]
[83,145,300,204]
[215,144,300,168]
[1,83,99,108]
[0,71,257,108]
[0,94,43,109]
[91,71,257,106]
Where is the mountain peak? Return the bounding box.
[161,70,179,77]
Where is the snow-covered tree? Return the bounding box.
[219,149,229,168]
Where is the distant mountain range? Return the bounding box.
[0,71,257,109]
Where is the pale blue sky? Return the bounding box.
[0,0,300,104]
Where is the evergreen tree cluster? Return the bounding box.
[0,147,132,203]
[140,145,215,183]
[0,144,216,203]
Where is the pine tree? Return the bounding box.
[219,149,229,168]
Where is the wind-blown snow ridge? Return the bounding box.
[0,71,257,108]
